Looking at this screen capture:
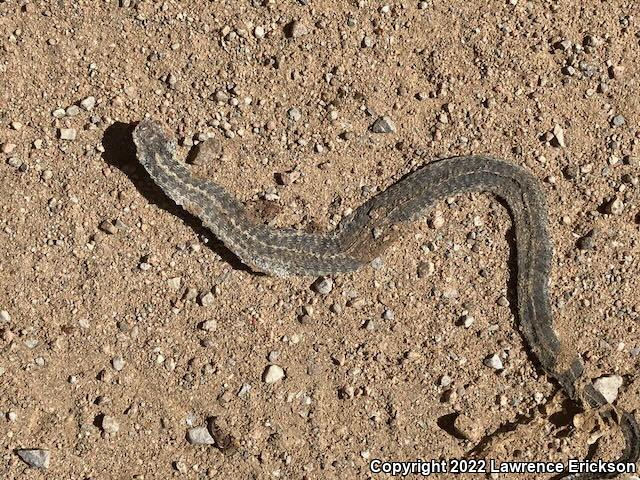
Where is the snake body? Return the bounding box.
[133,119,638,479]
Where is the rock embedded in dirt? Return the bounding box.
[453,414,483,442]
[593,375,623,403]
[371,116,396,133]
[611,114,626,127]
[312,277,333,295]
[552,124,566,147]
[187,426,216,445]
[605,198,624,215]
[58,128,77,141]
[284,20,308,39]
[483,354,503,370]
[101,415,120,434]
[16,449,50,469]
[263,364,285,384]
[80,96,96,110]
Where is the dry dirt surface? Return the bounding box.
[1,0,640,479]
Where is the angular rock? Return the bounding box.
[16,449,50,469]
[263,364,285,384]
[187,426,216,445]
[371,116,396,133]
[593,375,623,403]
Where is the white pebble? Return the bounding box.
[593,375,623,403]
[59,128,77,141]
[186,426,215,445]
[263,364,285,384]
[101,415,120,434]
[80,96,96,110]
[483,354,503,370]
[112,356,125,371]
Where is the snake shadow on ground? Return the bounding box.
[101,121,251,274]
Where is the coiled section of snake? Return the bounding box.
[133,119,639,479]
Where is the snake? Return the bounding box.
[132,118,639,479]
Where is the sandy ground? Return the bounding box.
[1,0,639,479]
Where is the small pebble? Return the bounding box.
[99,220,118,234]
[285,20,309,38]
[199,319,217,331]
[371,116,396,133]
[417,261,435,278]
[287,107,302,122]
[483,354,503,370]
[112,356,125,371]
[593,375,623,403]
[611,115,626,127]
[576,230,596,250]
[186,426,216,445]
[80,96,96,111]
[167,277,182,290]
[453,414,482,442]
[66,105,80,116]
[59,128,77,141]
[0,310,10,322]
[312,277,333,295]
[16,449,50,469]
[1,143,16,154]
[253,26,265,39]
[552,124,566,148]
[101,415,120,434]
[199,291,215,307]
[263,364,285,384]
[496,296,510,307]
[605,198,624,215]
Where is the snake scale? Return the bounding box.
[133,119,639,479]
